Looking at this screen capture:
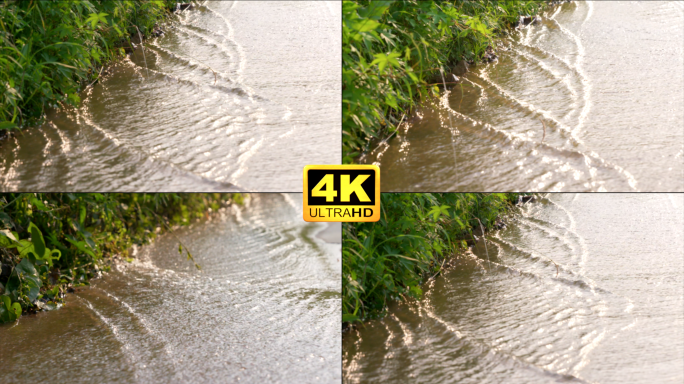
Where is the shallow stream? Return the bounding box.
[0,1,341,191]
[343,194,684,383]
[366,1,683,192]
[0,194,341,383]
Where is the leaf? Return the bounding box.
[370,51,402,73]
[439,205,450,217]
[45,249,61,267]
[0,212,12,228]
[15,258,39,284]
[91,48,101,63]
[433,241,443,255]
[29,197,47,211]
[65,236,95,258]
[0,236,13,248]
[358,1,391,19]
[385,94,398,109]
[0,295,20,323]
[15,258,41,301]
[428,205,448,221]
[28,223,46,260]
[16,239,35,258]
[350,19,380,34]
[46,286,60,299]
[27,286,40,302]
[342,314,359,323]
[71,220,96,256]
[0,121,17,131]
[85,13,108,29]
[11,302,21,317]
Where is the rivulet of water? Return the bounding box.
[366,1,683,192]
[0,194,341,383]
[343,193,684,383]
[0,1,341,191]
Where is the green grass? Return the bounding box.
[342,0,546,162]
[0,0,187,132]
[0,193,244,323]
[342,193,518,324]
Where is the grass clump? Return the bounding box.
[342,0,546,162]
[342,193,518,324]
[0,0,187,132]
[0,193,244,323]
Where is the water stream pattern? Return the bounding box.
[367,1,684,192]
[0,194,341,383]
[343,194,684,383]
[0,1,341,191]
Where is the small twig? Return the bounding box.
[146,208,202,270]
[425,81,461,86]
[191,57,218,85]
[538,117,546,143]
[428,258,446,281]
[177,239,201,271]
[0,195,22,210]
[381,113,405,144]
[86,66,104,88]
[440,67,459,172]
[474,218,492,271]
[210,67,217,85]
[548,257,560,278]
[364,113,407,159]
[134,25,149,79]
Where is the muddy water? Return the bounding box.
[0,1,341,192]
[0,194,341,383]
[367,1,684,192]
[343,194,684,383]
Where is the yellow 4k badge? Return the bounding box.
[303,165,380,222]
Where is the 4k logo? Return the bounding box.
[303,165,380,222]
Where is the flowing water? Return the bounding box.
[343,193,684,383]
[366,1,684,192]
[0,194,341,383]
[0,1,341,192]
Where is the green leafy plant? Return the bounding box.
[0,193,244,323]
[342,193,518,324]
[342,0,546,162]
[0,0,189,131]
[0,294,21,323]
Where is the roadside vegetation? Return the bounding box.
[0,0,188,133]
[342,0,546,162]
[0,193,244,323]
[342,193,518,325]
